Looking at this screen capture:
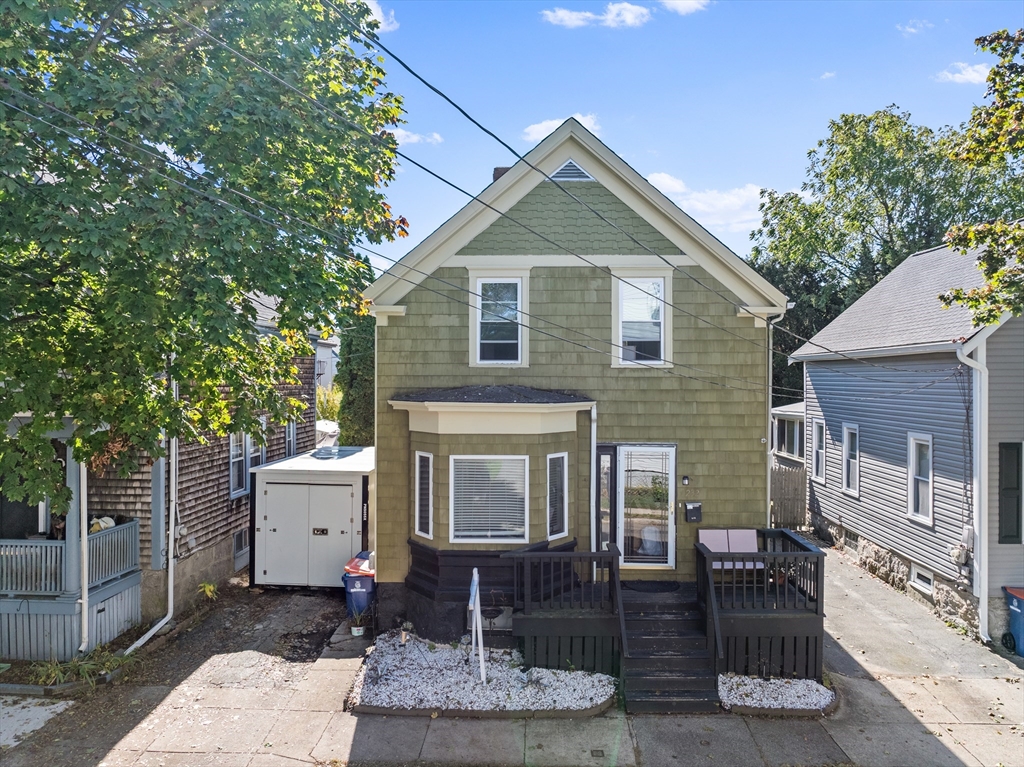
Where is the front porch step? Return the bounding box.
[622,618,704,635]
[625,689,721,714]
[623,652,714,673]
[622,609,703,623]
[624,669,718,692]
[626,635,708,654]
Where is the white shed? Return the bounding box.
[250,446,374,588]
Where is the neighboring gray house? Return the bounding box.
[792,244,1023,647]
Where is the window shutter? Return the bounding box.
[416,453,432,537]
[999,443,1022,544]
[548,455,566,538]
[451,458,527,540]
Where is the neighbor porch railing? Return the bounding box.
[88,519,140,587]
[0,539,65,594]
[0,519,140,596]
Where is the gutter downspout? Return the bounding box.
[590,404,597,558]
[957,342,990,643]
[78,461,89,654]
[125,392,179,656]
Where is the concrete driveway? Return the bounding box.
[3,548,1022,766]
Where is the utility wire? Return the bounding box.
[1,95,784,394]
[324,1,960,376]
[1,86,806,394]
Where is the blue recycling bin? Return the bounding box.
[343,572,376,618]
[1001,587,1024,658]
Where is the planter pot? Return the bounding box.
[351,625,366,637]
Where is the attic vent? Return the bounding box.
[549,160,593,182]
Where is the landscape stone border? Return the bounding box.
[725,682,840,719]
[350,692,615,719]
[0,668,122,698]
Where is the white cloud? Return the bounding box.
[541,2,651,29]
[391,128,443,145]
[365,0,399,33]
[648,172,763,236]
[522,113,601,142]
[936,62,990,84]
[896,19,932,36]
[659,1,711,15]
[820,71,835,80]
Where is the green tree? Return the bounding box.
[751,106,1024,403]
[333,310,374,446]
[943,29,1024,324]
[0,1,406,511]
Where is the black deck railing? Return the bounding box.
[502,540,617,614]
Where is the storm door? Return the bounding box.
[617,445,675,567]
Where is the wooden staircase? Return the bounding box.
[620,585,720,713]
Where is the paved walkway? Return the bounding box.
[4,548,1023,766]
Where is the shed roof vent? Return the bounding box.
[549,160,593,182]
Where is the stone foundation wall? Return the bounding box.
[811,511,980,639]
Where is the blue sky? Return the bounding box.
[361,0,1022,270]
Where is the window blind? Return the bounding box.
[548,454,566,538]
[416,453,432,537]
[451,457,527,540]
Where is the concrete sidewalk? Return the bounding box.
[5,547,1023,766]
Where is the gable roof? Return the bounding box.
[365,118,786,312]
[791,244,988,360]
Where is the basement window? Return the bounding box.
[909,564,934,595]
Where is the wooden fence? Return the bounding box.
[771,458,807,529]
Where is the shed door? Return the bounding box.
[308,484,355,587]
[263,484,311,585]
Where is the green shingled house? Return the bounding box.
[364,119,815,708]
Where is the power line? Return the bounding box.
[1,95,783,394]
[324,2,959,377]
[1,85,806,394]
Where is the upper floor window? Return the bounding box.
[842,423,859,497]
[907,433,933,524]
[611,270,672,368]
[477,278,521,364]
[775,418,804,460]
[811,419,826,483]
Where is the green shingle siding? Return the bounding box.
[457,183,683,257]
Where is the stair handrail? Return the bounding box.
[608,543,629,659]
[696,542,725,660]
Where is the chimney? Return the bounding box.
[493,167,511,182]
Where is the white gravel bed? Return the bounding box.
[348,631,616,712]
[718,673,835,711]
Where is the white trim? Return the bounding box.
[906,432,934,525]
[369,305,406,327]
[284,418,297,457]
[616,444,676,569]
[611,268,673,368]
[229,431,247,498]
[811,418,826,485]
[546,452,569,541]
[842,423,859,498]
[449,454,530,544]
[470,273,528,367]
[364,119,787,311]
[957,341,989,640]
[388,399,594,435]
[447,254,696,269]
[414,451,434,540]
[909,563,934,595]
[773,416,804,461]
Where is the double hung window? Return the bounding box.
[811,419,826,483]
[547,453,568,540]
[285,418,297,457]
[415,452,433,539]
[907,433,933,523]
[775,418,804,459]
[450,456,528,543]
[477,279,521,363]
[619,277,664,363]
[229,418,267,497]
[842,424,859,496]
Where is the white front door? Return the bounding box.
[617,445,676,568]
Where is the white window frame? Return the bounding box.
[611,268,673,368]
[909,563,934,595]
[449,455,529,544]
[774,417,804,460]
[907,432,934,525]
[229,431,247,498]
[284,418,297,457]
[546,452,569,541]
[842,423,859,498]
[811,418,826,484]
[469,268,530,368]
[414,451,434,540]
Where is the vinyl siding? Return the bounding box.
[805,355,972,580]
[376,264,769,583]
[987,317,1024,595]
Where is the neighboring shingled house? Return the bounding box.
[792,244,1023,647]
